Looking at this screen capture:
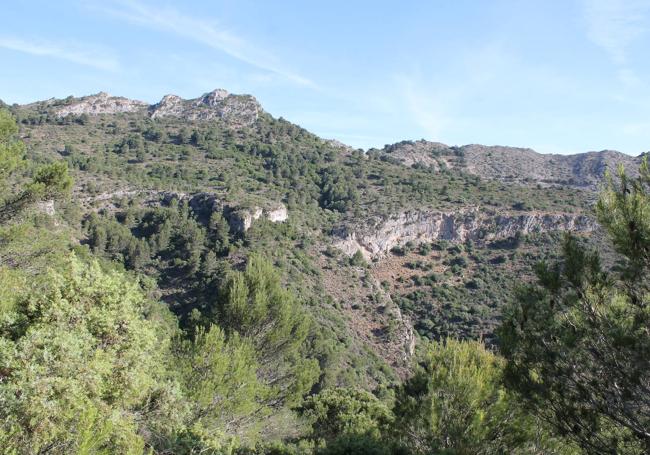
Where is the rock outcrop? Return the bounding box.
[182,193,288,233]
[334,208,597,259]
[82,190,287,233]
[150,89,262,126]
[55,92,148,116]
[225,204,288,232]
[53,89,263,128]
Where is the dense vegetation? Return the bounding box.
[0,102,647,454]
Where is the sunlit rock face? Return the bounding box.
[55,92,148,116]
[334,208,597,260]
[149,89,262,127]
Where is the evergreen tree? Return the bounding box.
[499,159,650,454]
[218,254,320,408]
[0,110,72,224]
[394,339,564,455]
[0,258,177,454]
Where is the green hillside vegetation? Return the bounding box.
[0,102,647,454]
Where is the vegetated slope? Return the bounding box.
[6,89,632,379]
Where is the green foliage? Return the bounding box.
[316,434,402,455]
[301,388,393,441]
[175,325,263,452]
[596,158,650,295]
[0,110,72,224]
[218,254,319,408]
[0,96,618,454]
[0,257,174,454]
[0,109,25,187]
[349,249,368,267]
[394,339,563,454]
[499,161,650,454]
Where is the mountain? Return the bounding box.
[6,89,631,379]
[373,139,643,189]
[4,88,648,453]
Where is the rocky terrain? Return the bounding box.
[53,91,148,116]
[334,208,597,260]
[29,88,263,128]
[77,189,288,233]
[375,139,643,189]
[149,89,262,126]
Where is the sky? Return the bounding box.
[1,0,649,155]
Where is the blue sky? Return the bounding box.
[1,0,649,155]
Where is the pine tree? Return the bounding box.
[499,159,650,454]
[218,254,320,408]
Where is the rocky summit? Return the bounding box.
[48,88,263,128]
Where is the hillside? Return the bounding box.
[374,139,643,189]
[1,88,647,453]
[5,89,634,370]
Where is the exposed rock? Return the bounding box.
[37,200,56,216]
[226,207,264,233]
[376,139,448,168]
[185,193,287,233]
[334,208,597,260]
[225,204,287,233]
[265,204,288,223]
[80,189,286,233]
[55,92,148,116]
[150,89,262,127]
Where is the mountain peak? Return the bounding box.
[55,92,147,116]
[149,89,262,126]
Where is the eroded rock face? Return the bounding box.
[150,89,262,126]
[186,193,287,233]
[81,190,287,233]
[266,205,288,223]
[56,92,148,116]
[225,205,288,232]
[334,208,597,259]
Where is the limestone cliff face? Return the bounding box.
[334,208,597,259]
[187,193,288,233]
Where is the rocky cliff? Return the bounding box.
[334,208,597,259]
[80,190,287,234]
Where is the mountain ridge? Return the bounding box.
[10,90,643,163]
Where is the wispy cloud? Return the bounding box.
[582,0,648,63]
[99,0,316,88]
[581,0,649,86]
[0,36,119,71]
